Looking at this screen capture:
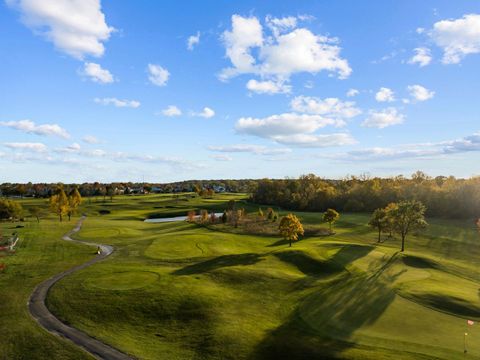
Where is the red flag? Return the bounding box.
[468,320,474,326]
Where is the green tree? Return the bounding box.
[390,200,428,252]
[0,199,23,221]
[368,208,388,242]
[49,186,69,222]
[28,206,43,223]
[323,208,340,233]
[67,187,82,221]
[106,185,115,201]
[279,214,304,247]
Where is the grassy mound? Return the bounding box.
[85,271,159,291]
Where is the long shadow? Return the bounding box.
[328,244,374,268]
[274,251,343,277]
[253,249,403,359]
[172,253,264,275]
[268,238,299,247]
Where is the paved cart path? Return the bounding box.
[28,216,135,360]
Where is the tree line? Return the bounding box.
[251,172,480,219]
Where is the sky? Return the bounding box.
[1,0,480,183]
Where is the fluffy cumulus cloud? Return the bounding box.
[94,97,140,108]
[236,113,338,138]
[208,144,291,155]
[407,85,435,102]
[147,64,170,86]
[83,62,114,83]
[408,47,432,67]
[346,88,359,97]
[0,119,70,138]
[246,79,291,94]
[362,108,404,129]
[375,87,395,102]
[4,142,47,152]
[6,0,114,59]
[235,93,360,148]
[430,14,480,64]
[290,96,361,121]
[161,105,182,117]
[220,14,351,92]
[193,107,215,118]
[187,31,200,50]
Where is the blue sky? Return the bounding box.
[1,0,480,183]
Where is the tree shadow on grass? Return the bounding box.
[172,253,264,275]
[253,253,403,359]
[274,251,343,277]
[328,244,374,268]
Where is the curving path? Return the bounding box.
[28,216,134,360]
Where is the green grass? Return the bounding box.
[2,193,480,359]
[0,202,94,359]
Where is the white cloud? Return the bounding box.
[443,132,480,153]
[304,80,314,89]
[220,15,263,78]
[147,64,169,86]
[236,113,340,140]
[82,135,100,144]
[326,131,480,162]
[0,119,70,138]
[4,142,47,152]
[210,154,233,161]
[246,79,291,94]
[265,15,298,36]
[407,84,435,102]
[327,147,439,162]
[161,105,182,117]
[6,0,114,59]
[187,31,200,50]
[362,108,405,129]
[94,97,140,108]
[375,87,395,102]
[208,144,291,155]
[220,14,351,83]
[408,47,432,67]
[271,133,356,147]
[193,107,215,118]
[290,96,361,120]
[55,142,81,153]
[430,14,480,64]
[83,62,114,83]
[346,88,359,97]
[416,27,425,34]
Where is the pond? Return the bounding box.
[144,212,224,223]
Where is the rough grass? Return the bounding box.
[3,193,480,359]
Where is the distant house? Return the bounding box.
[213,185,226,193]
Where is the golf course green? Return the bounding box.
[1,193,480,359]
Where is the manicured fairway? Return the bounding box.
[2,193,480,359]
